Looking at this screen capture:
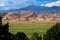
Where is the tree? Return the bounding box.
[15,32,28,40]
[0,16,14,40]
[30,32,42,40]
[44,22,60,40]
[38,35,42,40]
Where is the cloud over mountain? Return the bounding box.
[0,2,5,6]
[41,0,60,7]
[0,0,36,10]
[0,0,59,10]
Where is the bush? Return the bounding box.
[44,22,60,40]
[15,32,28,40]
[30,32,42,40]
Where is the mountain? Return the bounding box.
[19,5,60,13]
[0,5,60,13]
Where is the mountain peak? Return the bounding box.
[0,5,60,13]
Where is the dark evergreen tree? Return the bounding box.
[2,23,9,34]
[0,16,14,40]
[0,16,3,40]
[16,32,28,40]
[44,22,60,40]
[38,35,42,40]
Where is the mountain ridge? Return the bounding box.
[0,5,60,13]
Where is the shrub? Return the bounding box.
[44,22,60,40]
[30,32,42,40]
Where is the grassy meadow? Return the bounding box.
[9,22,56,37]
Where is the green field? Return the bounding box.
[9,22,56,37]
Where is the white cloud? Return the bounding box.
[0,0,36,10]
[0,2,5,6]
[41,0,60,7]
[4,7,9,10]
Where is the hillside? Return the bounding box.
[1,12,60,23]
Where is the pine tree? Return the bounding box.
[0,16,3,40]
[44,22,60,40]
[16,32,28,40]
[0,16,14,40]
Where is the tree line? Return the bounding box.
[0,16,60,40]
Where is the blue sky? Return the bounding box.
[0,0,60,10]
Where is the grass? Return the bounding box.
[9,22,56,37]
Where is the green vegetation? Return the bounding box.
[9,22,56,36]
[30,32,42,40]
[44,22,60,40]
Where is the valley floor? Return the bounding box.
[9,22,56,37]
